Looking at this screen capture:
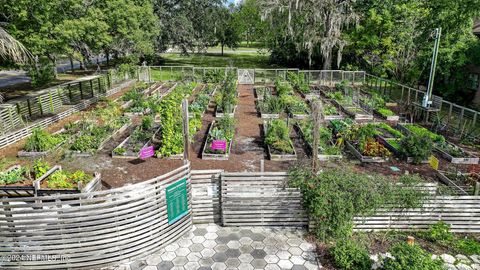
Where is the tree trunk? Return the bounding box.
[221,43,224,56]
[105,50,110,66]
[49,55,58,79]
[69,56,74,72]
[322,52,332,70]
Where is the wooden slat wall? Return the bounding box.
[353,196,480,233]
[221,172,308,227]
[191,170,223,224]
[0,104,21,135]
[0,164,193,269]
[0,80,135,149]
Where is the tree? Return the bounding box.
[259,0,358,68]
[233,0,266,47]
[215,6,241,55]
[0,27,31,63]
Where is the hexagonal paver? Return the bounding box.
[175,247,191,257]
[288,247,303,256]
[182,232,195,240]
[190,243,204,252]
[212,262,227,270]
[178,239,193,248]
[264,245,279,255]
[304,261,318,270]
[172,256,188,266]
[142,266,157,270]
[251,241,265,249]
[165,243,180,252]
[225,248,241,258]
[129,260,147,270]
[225,258,241,268]
[278,259,294,269]
[187,252,202,262]
[184,261,200,269]
[239,229,253,237]
[161,251,176,261]
[198,267,213,270]
[239,245,253,254]
[227,240,241,249]
[286,238,303,247]
[193,235,206,244]
[264,254,280,264]
[227,233,241,241]
[157,261,175,270]
[201,248,215,258]
[239,237,253,245]
[238,262,254,270]
[199,257,214,267]
[215,236,230,244]
[251,259,267,269]
[205,232,218,240]
[250,233,266,242]
[292,265,308,270]
[250,249,267,259]
[203,239,218,249]
[214,244,229,253]
[194,228,208,236]
[145,254,162,266]
[291,255,306,265]
[299,242,315,252]
[265,264,281,270]
[263,237,277,246]
[276,250,291,260]
[302,251,317,262]
[212,252,228,262]
[239,254,254,263]
[275,242,289,251]
[207,225,219,233]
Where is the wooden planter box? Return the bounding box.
[68,121,131,157]
[435,143,479,165]
[374,110,400,122]
[296,125,342,161]
[0,165,36,197]
[291,113,309,120]
[34,166,102,196]
[112,137,150,159]
[346,141,389,163]
[260,112,280,119]
[124,108,151,117]
[263,122,297,161]
[331,100,373,121]
[360,89,398,107]
[377,136,428,164]
[18,129,68,158]
[215,105,237,118]
[323,115,344,120]
[151,128,184,160]
[202,122,234,160]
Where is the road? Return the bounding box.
[0,56,106,88]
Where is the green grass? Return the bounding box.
[159,52,279,69]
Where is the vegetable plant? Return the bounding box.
[204,116,236,155]
[265,119,294,154]
[24,128,66,152]
[298,120,341,155]
[399,134,433,164]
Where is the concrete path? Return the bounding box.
[115,224,320,270]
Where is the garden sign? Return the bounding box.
[211,140,227,151]
[139,146,155,159]
[166,178,189,224]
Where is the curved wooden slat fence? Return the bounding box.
[0,164,192,270]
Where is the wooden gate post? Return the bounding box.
[182,99,189,163]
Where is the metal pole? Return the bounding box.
[424,27,442,108]
[182,99,189,163]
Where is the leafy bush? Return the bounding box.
[24,128,65,152]
[425,221,454,242]
[454,237,480,255]
[399,134,432,164]
[46,169,92,190]
[298,120,341,155]
[275,79,294,96]
[257,95,285,114]
[27,63,55,88]
[378,108,395,117]
[323,104,338,115]
[0,166,28,185]
[286,71,310,94]
[331,239,372,270]
[381,243,443,270]
[265,119,294,154]
[289,168,426,240]
[33,160,51,178]
[404,125,445,144]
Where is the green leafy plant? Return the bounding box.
[113,147,127,156]
[425,221,454,242]
[378,108,395,117]
[24,128,65,152]
[381,243,443,270]
[323,104,338,115]
[33,160,51,178]
[265,119,294,154]
[399,134,433,164]
[331,239,372,270]
[404,125,445,144]
[0,166,29,185]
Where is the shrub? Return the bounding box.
[399,134,432,164]
[454,237,480,255]
[332,239,372,270]
[24,128,64,152]
[381,243,443,270]
[27,63,55,88]
[426,221,454,242]
[265,120,294,154]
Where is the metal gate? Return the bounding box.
[237,69,254,84]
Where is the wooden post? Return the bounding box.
[182,99,189,163]
[407,236,415,246]
[260,159,264,172]
[474,182,480,196]
[312,100,323,173]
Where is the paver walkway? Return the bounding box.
[114,224,320,270]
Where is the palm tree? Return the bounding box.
[0,27,31,64]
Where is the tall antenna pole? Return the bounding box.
[423,27,442,108]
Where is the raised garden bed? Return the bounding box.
[0,165,38,197]
[17,128,69,158]
[256,94,284,119]
[112,119,159,159]
[374,109,400,121]
[202,118,235,160]
[215,105,237,118]
[263,120,297,161]
[341,123,392,163]
[331,99,373,121]
[68,118,131,157]
[254,87,272,101]
[322,103,344,120]
[397,124,477,164]
[189,85,217,119]
[34,165,101,195]
[296,120,342,161]
[346,140,389,163]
